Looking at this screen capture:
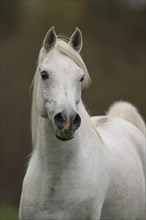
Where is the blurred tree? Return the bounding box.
[0,1,20,37]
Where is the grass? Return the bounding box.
[0,205,18,220]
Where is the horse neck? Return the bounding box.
[33,102,102,173]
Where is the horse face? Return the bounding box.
[37,49,85,141]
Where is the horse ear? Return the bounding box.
[43,26,57,51]
[69,27,83,53]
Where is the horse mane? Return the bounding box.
[31,37,91,147]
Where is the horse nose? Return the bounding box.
[54,110,81,131]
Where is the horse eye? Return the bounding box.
[80,75,85,82]
[40,71,49,80]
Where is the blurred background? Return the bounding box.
[0,1,145,219]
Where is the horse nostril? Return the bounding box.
[54,112,66,129]
[72,113,81,130]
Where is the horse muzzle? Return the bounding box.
[54,109,81,141]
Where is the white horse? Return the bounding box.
[19,27,145,220]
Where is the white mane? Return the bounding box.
[31,38,91,146]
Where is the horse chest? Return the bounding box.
[20,155,100,220]
[21,174,98,219]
